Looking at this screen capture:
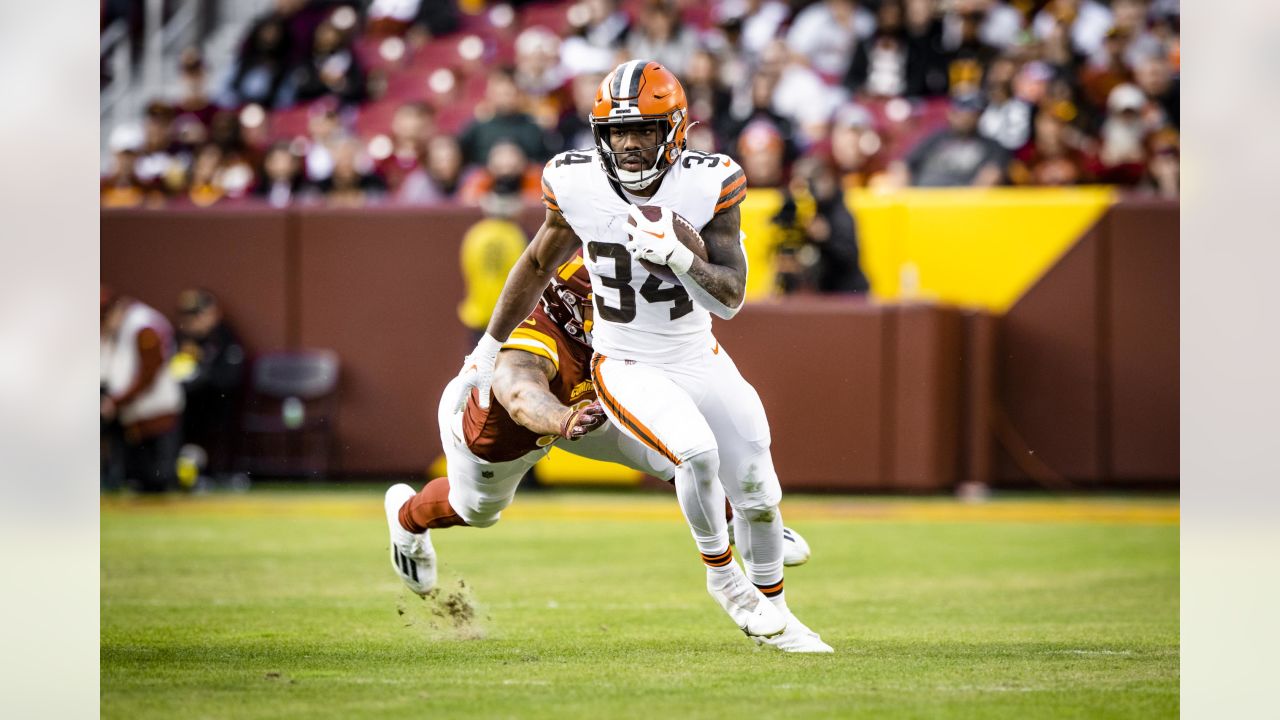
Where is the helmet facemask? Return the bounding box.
[590,113,684,191]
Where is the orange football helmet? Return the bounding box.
[590,59,689,191]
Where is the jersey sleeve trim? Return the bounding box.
[541,177,560,212]
[714,168,747,213]
[504,327,561,370]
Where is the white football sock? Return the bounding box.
[733,504,785,589]
[675,449,731,557]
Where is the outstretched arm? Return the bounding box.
[452,209,580,410]
[491,349,606,440]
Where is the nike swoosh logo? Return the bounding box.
[643,230,665,239]
[722,159,731,166]
[654,92,670,100]
[524,317,536,326]
[711,342,720,355]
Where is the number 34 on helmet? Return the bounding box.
[590,60,690,192]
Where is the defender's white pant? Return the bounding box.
[436,378,673,528]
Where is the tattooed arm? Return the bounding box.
[675,203,748,319]
[491,349,607,440]
[491,349,569,436]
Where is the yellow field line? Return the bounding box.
[101,494,1178,526]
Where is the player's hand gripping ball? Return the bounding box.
[559,400,607,440]
[623,205,708,284]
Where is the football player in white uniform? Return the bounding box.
[448,60,831,652]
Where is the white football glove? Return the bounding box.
[449,333,503,412]
[622,205,694,275]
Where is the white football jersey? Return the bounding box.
[541,149,747,364]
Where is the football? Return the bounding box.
[628,205,708,284]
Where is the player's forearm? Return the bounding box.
[676,260,746,319]
[502,382,572,436]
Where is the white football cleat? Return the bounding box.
[384,483,437,596]
[707,564,787,639]
[755,612,834,653]
[726,524,812,567]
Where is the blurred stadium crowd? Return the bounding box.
[101,0,1181,208]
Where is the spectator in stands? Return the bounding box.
[226,16,291,108]
[1133,52,1178,129]
[101,287,184,493]
[800,155,870,294]
[785,0,873,79]
[626,0,700,76]
[977,56,1033,151]
[943,0,1025,52]
[846,0,910,98]
[254,142,309,206]
[375,101,434,195]
[562,0,632,76]
[716,0,790,58]
[173,49,217,131]
[738,120,788,189]
[361,0,461,46]
[102,126,163,209]
[422,134,465,200]
[303,100,344,183]
[459,140,542,206]
[1079,27,1133,112]
[899,0,951,96]
[185,144,228,207]
[458,68,550,166]
[683,48,734,150]
[829,103,883,188]
[288,16,367,108]
[1090,83,1149,186]
[553,72,605,154]
[1033,0,1115,58]
[457,177,529,343]
[208,110,259,199]
[944,6,1000,93]
[514,27,569,132]
[748,40,839,147]
[769,155,867,296]
[728,65,797,164]
[171,289,246,479]
[319,137,387,206]
[135,101,185,195]
[889,92,1008,187]
[1008,107,1090,186]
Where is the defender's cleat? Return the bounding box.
[755,612,834,653]
[707,564,787,638]
[384,484,437,596]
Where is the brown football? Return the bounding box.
[628,205,708,285]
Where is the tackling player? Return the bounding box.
[384,258,811,597]
[447,60,831,652]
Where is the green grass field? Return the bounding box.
[101,490,1178,719]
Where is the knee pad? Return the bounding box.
[681,447,720,485]
[728,442,783,519]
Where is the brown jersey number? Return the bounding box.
[587,241,694,323]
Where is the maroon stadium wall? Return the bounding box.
[101,199,1177,489]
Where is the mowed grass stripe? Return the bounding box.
[101,491,1178,525]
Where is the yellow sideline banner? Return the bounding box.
[739,186,1116,312]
